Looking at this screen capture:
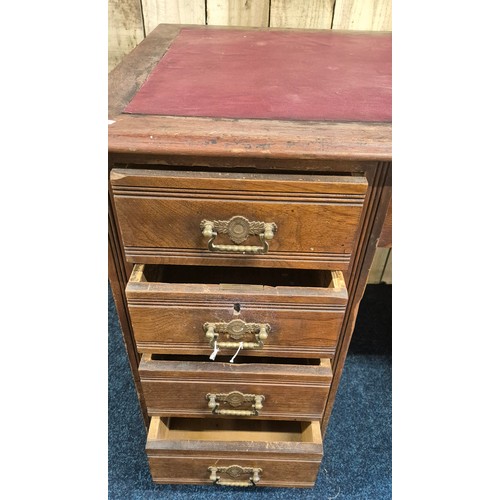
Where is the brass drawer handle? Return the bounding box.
[204,319,270,349]
[200,216,277,254]
[209,465,262,486]
[206,391,265,416]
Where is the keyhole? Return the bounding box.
[233,303,241,314]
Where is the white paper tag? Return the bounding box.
[209,340,219,361]
[229,342,244,363]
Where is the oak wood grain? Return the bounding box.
[111,169,367,269]
[139,355,332,420]
[127,264,347,357]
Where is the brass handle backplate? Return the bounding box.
[200,216,277,254]
[209,465,262,486]
[206,391,265,416]
[204,319,270,349]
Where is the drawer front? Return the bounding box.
[127,264,348,358]
[111,169,367,270]
[147,417,323,488]
[139,355,332,420]
[148,456,322,488]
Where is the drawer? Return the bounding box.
[111,169,367,270]
[126,264,348,358]
[139,354,332,421]
[147,417,323,487]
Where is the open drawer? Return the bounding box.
[126,264,348,358]
[140,354,332,421]
[147,417,323,487]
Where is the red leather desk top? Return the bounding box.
[124,28,391,122]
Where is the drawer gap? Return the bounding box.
[113,163,362,177]
[148,354,324,365]
[142,264,335,289]
[154,417,319,443]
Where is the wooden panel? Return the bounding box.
[127,264,348,357]
[270,0,334,28]
[111,169,368,270]
[207,0,270,27]
[378,196,392,247]
[367,247,390,284]
[139,354,332,420]
[142,0,206,35]
[147,417,323,487]
[148,455,321,487]
[108,0,144,72]
[332,0,392,31]
[381,248,392,284]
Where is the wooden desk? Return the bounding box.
[108,24,391,488]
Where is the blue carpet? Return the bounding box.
[109,285,391,499]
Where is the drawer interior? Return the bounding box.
[147,354,326,366]
[135,264,343,290]
[150,417,322,444]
